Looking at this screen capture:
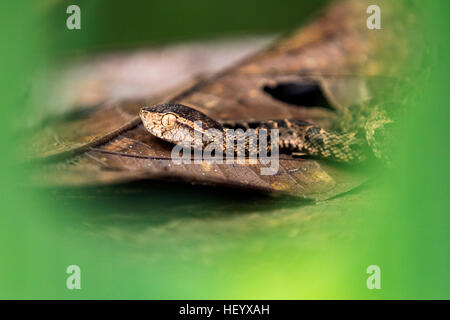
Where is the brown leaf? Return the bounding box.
[29,0,410,199]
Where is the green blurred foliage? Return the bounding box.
[45,0,328,55]
[0,0,449,299]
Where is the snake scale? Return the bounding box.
[139,102,389,163]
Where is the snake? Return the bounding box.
[139,103,375,163]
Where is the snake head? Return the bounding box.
[140,103,222,147]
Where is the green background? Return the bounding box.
[0,0,448,299]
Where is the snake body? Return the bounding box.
[140,103,367,163]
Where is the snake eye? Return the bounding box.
[161,113,177,127]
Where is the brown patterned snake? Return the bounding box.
[140,103,371,163]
